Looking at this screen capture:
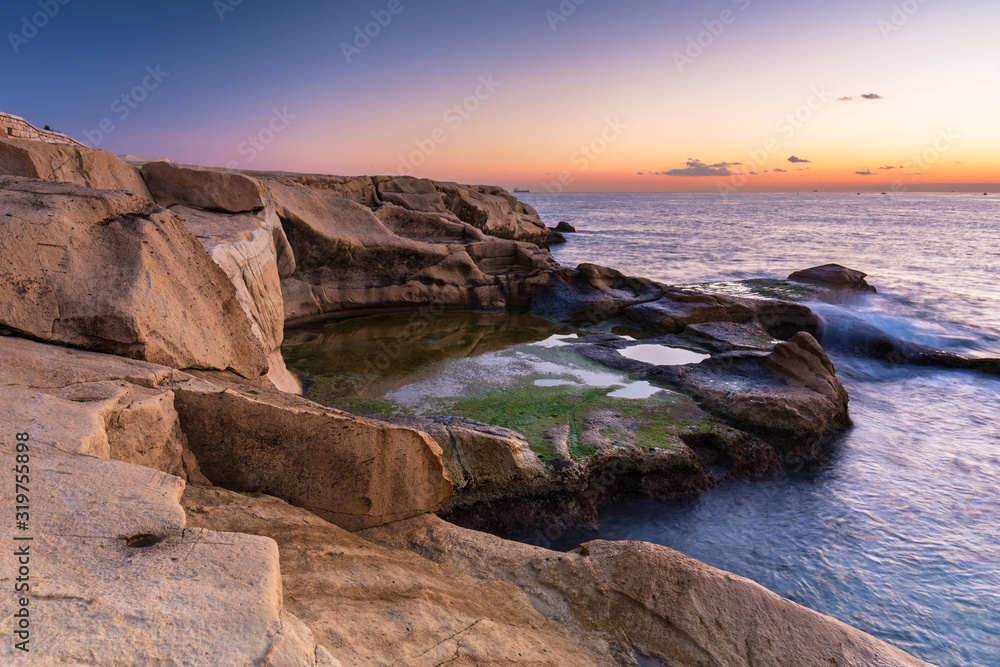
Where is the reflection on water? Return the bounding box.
[619,344,711,366]
[283,311,663,413]
[283,311,564,400]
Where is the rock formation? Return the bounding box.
[0,126,933,665]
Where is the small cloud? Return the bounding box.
[773,168,787,173]
[660,159,737,177]
[840,93,884,101]
[637,171,645,175]
[788,155,811,163]
[879,166,896,170]
[856,170,874,176]
[749,171,759,175]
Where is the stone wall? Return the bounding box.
[0,111,83,146]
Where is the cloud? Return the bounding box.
[773,168,787,173]
[749,171,759,175]
[660,159,739,177]
[879,166,896,170]
[637,171,645,175]
[855,170,874,176]
[839,93,884,101]
[788,155,811,163]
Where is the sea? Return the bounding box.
[517,191,1000,667]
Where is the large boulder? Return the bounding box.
[0,336,203,480]
[0,178,268,379]
[626,290,820,341]
[0,137,152,198]
[639,332,851,461]
[171,373,453,531]
[140,160,266,212]
[362,514,932,667]
[789,263,877,293]
[531,263,666,324]
[374,177,551,246]
[182,486,621,666]
[169,202,299,392]
[268,179,516,323]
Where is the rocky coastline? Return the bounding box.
[0,121,941,665]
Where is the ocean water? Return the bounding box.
[519,192,1000,667]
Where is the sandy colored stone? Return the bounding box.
[182,486,624,666]
[0,439,330,665]
[0,178,268,379]
[170,202,300,392]
[171,374,453,531]
[0,137,152,199]
[363,514,933,667]
[141,160,266,212]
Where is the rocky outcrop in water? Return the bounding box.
[0,129,931,665]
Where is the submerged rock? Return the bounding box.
[788,263,877,293]
[555,220,577,233]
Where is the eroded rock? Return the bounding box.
[182,486,622,666]
[0,178,268,379]
[362,514,932,667]
[0,137,152,198]
[639,332,851,461]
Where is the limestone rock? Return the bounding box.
[555,221,577,233]
[169,202,299,392]
[251,171,379,207]
[531,264,665,323]
[625,290,755,333]
[171,374,453,531]
[141,160,266,212]
[269,179,519,323]
[0,336,193,478]
[182,486,621,666]
[789,263,877,293]
[373,175,451,212]
[363,515,932,667]
[639,332,851,460]
[436,181,551,245]
[0,437,329,665]
[0,137,152,198]
[374,176,551,246]
[0,178,268,379]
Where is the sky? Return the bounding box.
[3,0,998,192]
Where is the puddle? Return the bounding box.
[283,311,683,418]
[608,381,667,399]
[620,344,710,366]
[530,334,579,348]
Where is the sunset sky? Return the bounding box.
[4,0,998,191]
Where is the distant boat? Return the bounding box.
[513,188,530,193]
